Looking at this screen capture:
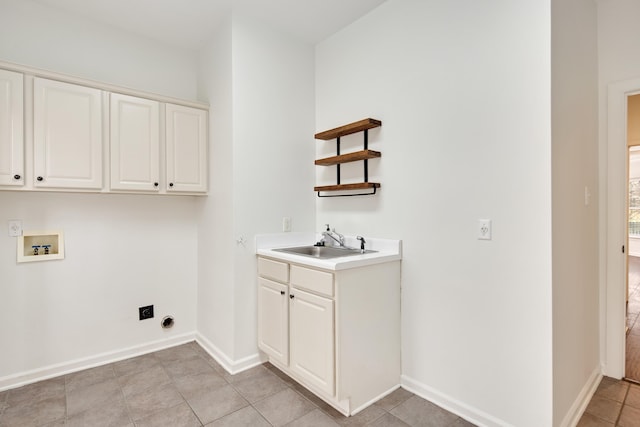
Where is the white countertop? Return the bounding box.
[255,232,402,271]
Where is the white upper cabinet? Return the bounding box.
[33,77,103,189]
[0,65,208,195]
[110,93,160,192]
[0,69,24,187]
[165,104,207,193]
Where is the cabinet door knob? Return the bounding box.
[154,182,159,187]
[36,176,43,182]
[169,182,174,187]
[280,290,285,295]
[289,294,295,299]
[13,174,21,180]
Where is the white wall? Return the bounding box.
[0,0,200,388]
[196,17,236,363]
[551,0,600,425]
[230,14,316,359]
[196,12,315,367]
[0,0,199,101]
[316,1,553,425]
[0,193,198,385]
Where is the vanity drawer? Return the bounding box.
[290,265,334,297]
[258,257,289,283]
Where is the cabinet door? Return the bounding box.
[0,69,23,187]
[33,77,102,189]
[110,93,160,191]
[165,104,207,193]
[290,287,335,396]
[258,278,289,366]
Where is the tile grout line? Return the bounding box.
[118,382,136,427]
[225,369,288,426]
[63,375,69,425]
[161,350,211,426]
[170,372,207,426]
[614,384,631,427]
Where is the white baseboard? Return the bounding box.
[401,375,511,427]
[558,367,602,427]
[351,384,401,416]
[0,332,196,392]
[195,332,264,375]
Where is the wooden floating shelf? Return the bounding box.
[314,118,382,197]
[315,150,381,166]
[314,182,381,192]
[314,118,382,140]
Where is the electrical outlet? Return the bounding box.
[584,186,591,206]
[478,219,492,240]
[8,220,22,237]
[139,305,154,320]
[282,217,291,232]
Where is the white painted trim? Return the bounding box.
[557,367,601,427]
[350,384,401,416]
[267,357,351,416]
[195,332,264,375]
[0,332,196,392]
[604,78,640,378]
[0,60,209,110]
[401,375,511,427]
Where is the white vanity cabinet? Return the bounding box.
[33,77,103,190]
[289,286,335,396]
[257,255,401,416]
[0,69,24,187]
[289,264,335,396]
[257,257,290,366]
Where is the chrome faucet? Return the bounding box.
[322,224,346,247]
[356,236,366,253]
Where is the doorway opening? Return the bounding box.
[605,77,640,380]
[627,96,640,382]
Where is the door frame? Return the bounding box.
[605,78,640,378]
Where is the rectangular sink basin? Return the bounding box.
[273,245,376,259]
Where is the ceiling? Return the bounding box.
[30,0,387,50]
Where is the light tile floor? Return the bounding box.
[0,342,476,427]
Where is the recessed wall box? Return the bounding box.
[17,231,65,263]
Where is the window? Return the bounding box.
[630,179,640,237]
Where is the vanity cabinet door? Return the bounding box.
[110,93,160,191]
[0,69,23,187]
[258,277,289,366]
[33,77,103,189]
[289,287,335,396]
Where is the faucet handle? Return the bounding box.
[356,236,366,253]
